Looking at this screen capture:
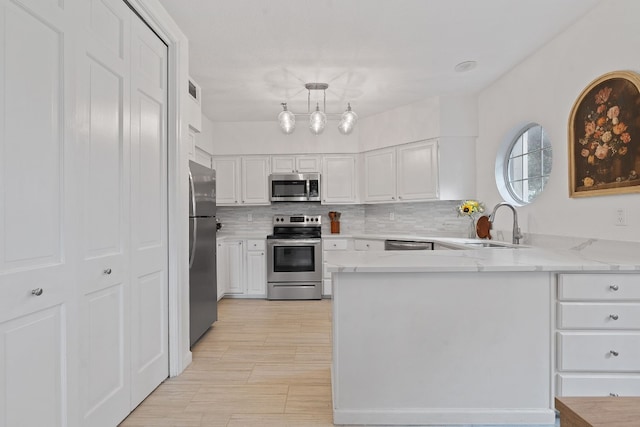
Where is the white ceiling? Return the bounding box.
[157,0,601,123]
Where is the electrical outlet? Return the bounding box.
[389,212,395,221]
[615,209,627,226]
[247,213,253,222]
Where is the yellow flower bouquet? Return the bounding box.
[457,200,485,217]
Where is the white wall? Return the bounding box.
[476,0,640,242]
[211,120,360,155]
[195,115,214,154]
[358,95,478,152]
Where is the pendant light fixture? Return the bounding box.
[278,83,357,135]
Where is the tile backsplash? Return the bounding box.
[217,201,471,237]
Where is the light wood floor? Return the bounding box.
[119,298,335,427]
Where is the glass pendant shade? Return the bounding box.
[278,103,295,134]
[338,103,358,135]
[309,103,327,135]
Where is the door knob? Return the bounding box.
[31,288,44,296]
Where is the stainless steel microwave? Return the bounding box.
[269,173,321,202]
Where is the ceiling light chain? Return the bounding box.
[278,82,357,135]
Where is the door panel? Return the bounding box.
[0,1,70,426]
[129,15,168,408]
[0,306,65,427]
[2,1,62,270]
[77,0,131,425]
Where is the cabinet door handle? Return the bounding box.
[103,268,112,275]
[610,284,619,291]
[31,288,44,296]
[366,244,370,248]
[610,314,619,320]
[609,393,619,397]
[610,350,619,357]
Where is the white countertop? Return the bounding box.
[325,245,640,273]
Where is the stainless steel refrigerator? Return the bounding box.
[188,160,217,346]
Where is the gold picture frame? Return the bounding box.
[568,70,640,197]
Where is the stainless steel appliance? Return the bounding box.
[269,173,321,202]
[267,215,322,300]
[188,160,218,346]
[384,240,434,250]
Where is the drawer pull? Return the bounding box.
[31,288,44,296]
[610,350,619,357]
[103,268,112,275]
[610,314,619,320]
[609,393,619,397]
[609,284,619,291]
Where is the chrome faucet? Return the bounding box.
[488,202,523,245]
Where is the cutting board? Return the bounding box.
[476,215,492,239]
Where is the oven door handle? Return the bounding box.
[267,239,321,246]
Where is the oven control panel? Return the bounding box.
[273,214,322,226]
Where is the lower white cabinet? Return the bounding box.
[556,273,640,397]
[354,238,385,251]
[322,238,353,296]
[217,239,244,295]
[245,240,267,297]
[217,239,266,298]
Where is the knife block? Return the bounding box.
[330,220,340,234]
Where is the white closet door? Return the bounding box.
[0,1,71,426]
[129,16,169,408]
[76,0,132,425]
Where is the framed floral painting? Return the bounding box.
[568,70,640,197]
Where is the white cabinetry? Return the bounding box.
[245,240,267,297]
[354,238,385,251]
[364,141,439,203]
[218,240,244,295]
[397,141,438,200]
[271,155,321,173]
[216,241,226,300]
[556,273,640,397]
[218,239,267,298]
[322,238,353,296]
[322,155,358,204]
[241,157,270,205]
[213,157,241,205]
[213,156,270,206]
[364,147,396,202]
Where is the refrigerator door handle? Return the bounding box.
[189,169,197,217]
[188,170,197,269]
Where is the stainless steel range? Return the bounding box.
[266,214,322,300]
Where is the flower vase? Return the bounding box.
[468,216,476,239]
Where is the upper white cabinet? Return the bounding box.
[322,155,358,204]
[241,157,270,205]
[213,157,241,205]
[213,156,270,206]
[397,141,438,201]
[364,147,397,202]
[271,155,321,173]
[364,140,439,203]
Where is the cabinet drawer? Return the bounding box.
[558,302,640,329]
[324,239,348,250]
[354,239,384,251]
[246,239,265,251]
[558,274,640,301]
[557,373,640,397]
[557,332,640,372]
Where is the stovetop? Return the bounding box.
[268,214,322,239]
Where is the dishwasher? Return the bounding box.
[384,240,434,250]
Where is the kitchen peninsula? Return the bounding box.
[326,246,640,425]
